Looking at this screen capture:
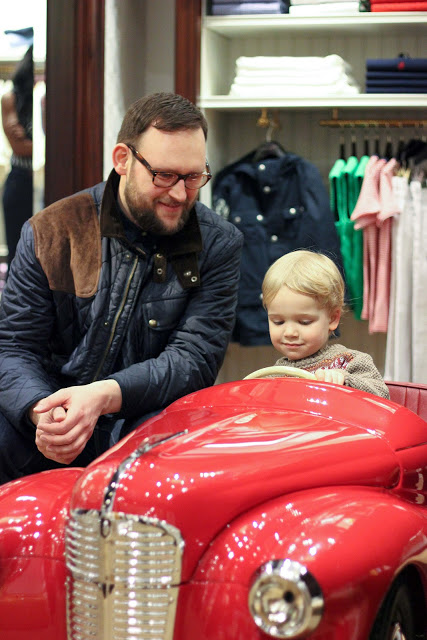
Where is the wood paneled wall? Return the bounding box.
[45,0,104,205]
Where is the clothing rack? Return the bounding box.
[319,109,427,129]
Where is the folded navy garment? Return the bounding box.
[366,86,427,93]
[367,70,427,80]
[366,78,427,87]
[366,57,427,72]
[210,2,282,13]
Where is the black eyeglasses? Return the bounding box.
[126,143,212,189]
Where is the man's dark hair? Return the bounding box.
[116,92,208,144]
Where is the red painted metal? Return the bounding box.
[1,379,426,639]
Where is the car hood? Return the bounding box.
[70,379,416,579]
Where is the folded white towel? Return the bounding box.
[291,0,357,5]
[229,81,361,97]
[289,1,360,12]
[235,54,351,73]
[232,68,358,86]
[236,68,354,81]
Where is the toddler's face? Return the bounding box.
[267,286,340,361]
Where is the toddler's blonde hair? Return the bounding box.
[262,250,345,314]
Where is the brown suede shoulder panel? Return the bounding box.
[30,193,101,297]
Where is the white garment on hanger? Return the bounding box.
[410,179,427,383]
[384,217,397,381]
[385,175,413,382]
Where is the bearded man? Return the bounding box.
[0,92,243,483]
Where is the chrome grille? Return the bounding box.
[65,509,183,640]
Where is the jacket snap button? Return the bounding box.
[263,185,271,193]
[157,268,163,275]
[191,276,198,283]
[149,319,158,328]
[256,214,264,221]
[156,253,163,259]
[289,207,297,215]
[184,270,192,277]
[271,235,278,242]
[258,164,266,171]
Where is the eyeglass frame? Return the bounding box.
[125,143,212,190]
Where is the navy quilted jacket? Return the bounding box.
[0,170,243,429]
[213,148,344,345]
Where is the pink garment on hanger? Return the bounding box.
[351,156,386,324]
[377,158,400,223]
[370,158,400,333]
[351,155,381,229]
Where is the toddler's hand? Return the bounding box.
[314,368,345,385]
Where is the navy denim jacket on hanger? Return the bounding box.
[213,148,344,346]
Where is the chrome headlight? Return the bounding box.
[248,559,324,638]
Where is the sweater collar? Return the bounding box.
[276,341,338,366]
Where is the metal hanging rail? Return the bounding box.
[319,108,427,129]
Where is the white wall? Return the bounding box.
[145,1,175,95]
[103,0,175,178]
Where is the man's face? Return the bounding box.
[120,126,206,235]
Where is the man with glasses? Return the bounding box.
[0,92,243,483]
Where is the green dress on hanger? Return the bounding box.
[329,154,366,319]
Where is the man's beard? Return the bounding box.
[124,182,192,236]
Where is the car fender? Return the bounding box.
[190,485,427,639]
[0,468,81,640]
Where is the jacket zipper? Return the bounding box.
[92,255,139,382]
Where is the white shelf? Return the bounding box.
[200,8,425,365]
[199,95,427,110]
[203,13,427,36]
[200,10,427,169]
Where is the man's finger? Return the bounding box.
[51,406,67,421]
[40,437,86,463]
[32,390,67,414]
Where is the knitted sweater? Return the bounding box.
[275,342,390,399]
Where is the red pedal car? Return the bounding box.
[0,371,427,640]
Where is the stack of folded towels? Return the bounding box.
[366,56,427,93]
[229,54,361,97]
[288,0,361,15]
[209,0,288,14]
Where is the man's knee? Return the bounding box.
[115,409,163,442]
[0,410,72,485]
[0,408,164,486]
[0,410,39,484]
